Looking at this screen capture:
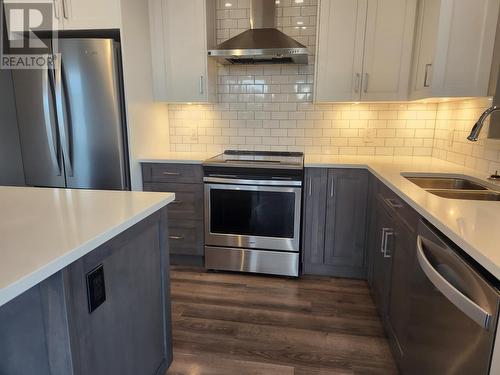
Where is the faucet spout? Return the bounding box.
[467,105,500,141]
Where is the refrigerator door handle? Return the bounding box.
[54,57,73,177]
[416,235,492,330]
[42,67,61,175]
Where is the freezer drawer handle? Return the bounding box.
[162,171,181,176]
[416,235,492,330]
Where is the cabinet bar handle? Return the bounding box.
[171,200,183,204]
[354,73,360,93]
[162,171,181,176]
[308,177,312,196]
[383,231,394,258]
[424,63,432,88]
[62,0,69,19]
[385,198,403,209]
[330,178,335,198]
[363,72,369,93]
[169,235,184,240]
[54,0,60,19]
[380,227,392,253]
[199,75,204,95]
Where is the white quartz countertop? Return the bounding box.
[139,152,500,280]
[0,186,175,307]
[306,155,500,280]
[138,152,213,164]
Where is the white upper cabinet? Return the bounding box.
[52,0,121,30]
[361,0,416,101]
[58,0,121,30]
[315,0,367,102]
[315,0,417,102]
[149,0,216,103]
[410,0,500,100]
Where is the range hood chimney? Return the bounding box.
[208,0,308,65]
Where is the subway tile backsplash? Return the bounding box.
[433,97,500,174]
[166,0,500,174]
[169,101,437,156]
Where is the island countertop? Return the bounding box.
[0,186,175,307]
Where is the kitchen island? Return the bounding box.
[0,186,175,375]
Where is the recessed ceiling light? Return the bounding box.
[295,0,304,3]
[301,26,306,29]
[297,21,304,25]
[275,0,280,3]
[225,2,232,7]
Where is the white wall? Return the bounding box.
[120,0,169,190]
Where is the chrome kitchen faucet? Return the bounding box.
[467,105,500,141]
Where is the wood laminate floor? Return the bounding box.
[166,267,398,375]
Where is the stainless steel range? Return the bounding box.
[203,150,304,277]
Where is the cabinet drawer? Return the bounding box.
[144,182,203,220]
[377,181,418,232]
[168,220,203,256]
[142,163,203,184]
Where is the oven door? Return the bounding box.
[204,182,302,252]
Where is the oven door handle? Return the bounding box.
[203,177,302,187]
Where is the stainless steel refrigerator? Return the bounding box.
[12,38,130,190]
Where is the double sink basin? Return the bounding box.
[404,175,500,201]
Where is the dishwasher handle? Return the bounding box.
[416,235,492,330]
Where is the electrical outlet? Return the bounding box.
[86,265,106,313]
[190,128,198,141]
[363,128,376,144]
[191,129,198,141]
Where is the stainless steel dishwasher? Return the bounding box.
[405,220,500,375]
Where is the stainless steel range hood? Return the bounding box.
[208,0,308,65]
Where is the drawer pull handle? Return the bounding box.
[162,172,181,176]
[171,200,183,204]
[385,198,403,209]
[169,235,184,240]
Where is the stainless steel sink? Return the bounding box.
[403,174,500,201]
[405,176,488,190]
[427,190,500,201]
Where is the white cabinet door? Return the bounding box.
[151,0,215,102]
[431,0,499,97]
[409,0,441,99]
[61,0,121,30]
[314,0,367,102]
[361,0,417,101]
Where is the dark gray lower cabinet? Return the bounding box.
[370,196,394,317]
[0,209,173,375]
[386,215,416,362]
[303,168,369,278]
[142,163,204,266]
[367,178,419,369]
[302,168,328,268]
